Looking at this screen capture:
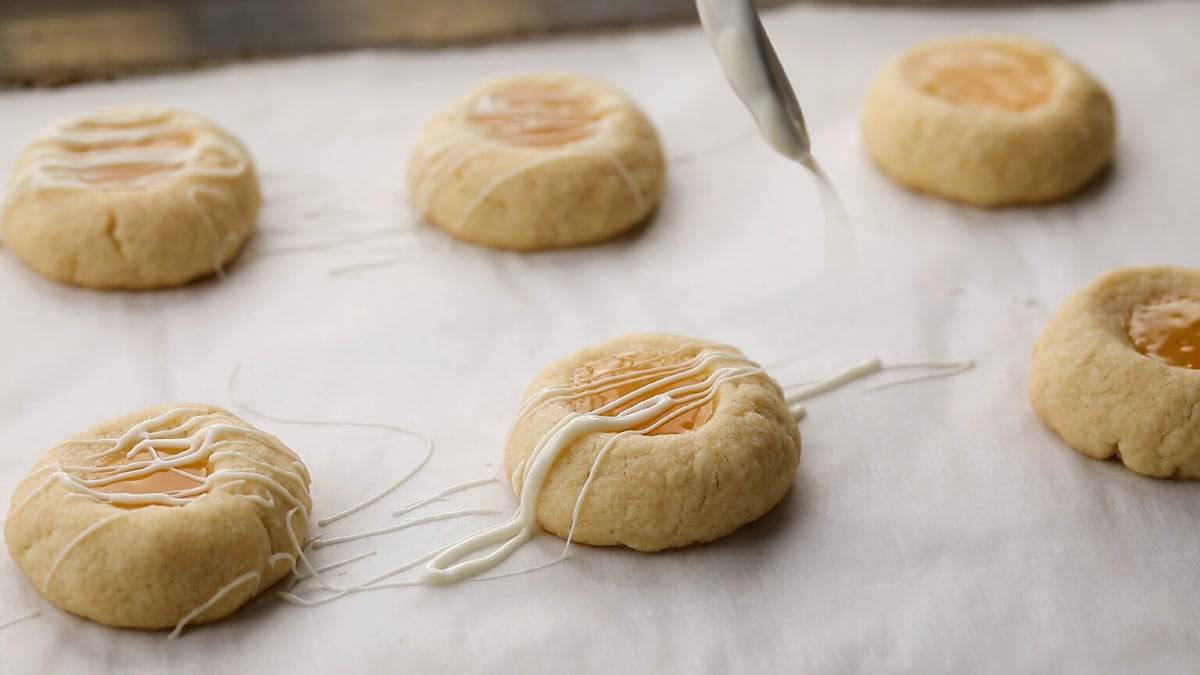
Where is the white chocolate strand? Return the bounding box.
[861,360,975,392]
[11,107,248,193]
[277,521,465,606]
[594,146,647,211]
[467,555,570,583]
[256,229,412,257]
[168,571,262,640]
[425,349,763,583]
[227,364,434,527]
[187,184,238,280]
[11,351,976,635]
[561,367,750,552]
[781,358,974,420]
[0,610,41,632]
[412,139,487,212]
[392,477,498,517]
[785,359,883,404]
[251,174,419,276]
[42,511,131,593]
[271,347,972,610]
[10,406,311,640]
[270,347,758,603]
[451,147,578,231]
[504,346,722,445]
[297,550,380,580]
[27,420,305,510]
[312,508,502,549]
[50,349,970,627]
[330,256,410,276]
[413,84,645,230]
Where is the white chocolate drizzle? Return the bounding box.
[861,360,976,392]
[783,358,975,420]
[424,347,769,583]
[264,346,760,605]
[311,508,502,549]
[225,353,969,610]
[293,549,379,582]
[246,173,421,277]
[7,406,311,640]
[276,345,974,602]
[411,80,648,231]
[0,610,41,632]
[227,365,434,527]
[4,353,972,636]
[3,106,252,281]
[469,87,605,146]
[423,349,973,582]
[392,477,499,517]
[167,570,262,640]
[41,511,132,593]
[10,106,249,193]
[230,345,970,617]
[218,384,509,606]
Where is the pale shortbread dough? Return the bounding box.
[1030,267,1200,478]
[408,73,665,250]
[4,404,311,630]
[1,105,260,289]
[863,35,1114,207]
[504,334,800,552]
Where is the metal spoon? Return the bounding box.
[695,0,812,163]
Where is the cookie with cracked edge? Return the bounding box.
[504,333,800,551]
[4,404,310,630]
[1,104,260,289]
[1030,267,1200,478]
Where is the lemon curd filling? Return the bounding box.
[906,43,1054,111]
[571,351,716,435]
[95,450,208,499]
[468,82,601,146]
[1128,296,1200,370]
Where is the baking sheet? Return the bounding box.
[2,1,1200,672]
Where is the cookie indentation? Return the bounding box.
[572,350,715,435]
[95,451,208,498]
[30,113,199,189]
[468,82,601,146]
[1128,296,1200,369]
[906,43,1053,111]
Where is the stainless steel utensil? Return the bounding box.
[695,0,812,162]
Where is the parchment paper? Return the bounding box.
[1,1,1199,671]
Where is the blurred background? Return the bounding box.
[2,0,1035,86]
